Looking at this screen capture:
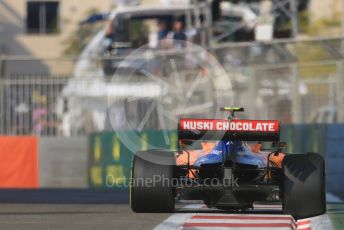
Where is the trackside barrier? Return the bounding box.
[325,124,344,195]
[88,125,343,197]
[39,137,88,188]
[88,131,177,188]
[0,136,38,188]
[280,124,343,197]
[280,124,327,156]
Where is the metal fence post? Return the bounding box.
[336,60,344,122]
[0,56,4,134]
[290,0,299,38]
[0,56,4,78]
[291,63,302,123]
[248,66,258,119]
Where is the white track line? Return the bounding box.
[153,204,333,230]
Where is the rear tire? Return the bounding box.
[282,153,326,219]
[130,150,176,213]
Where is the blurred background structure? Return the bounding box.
[1,38,344,136]
[0,0,344,204]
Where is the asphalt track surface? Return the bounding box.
[0,189,168,230]
[0,189,342,230]
[0,204,169,230]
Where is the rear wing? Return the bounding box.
[178,118,280,142]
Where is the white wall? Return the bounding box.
[39,137,88,188]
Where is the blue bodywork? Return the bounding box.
[194,141,266,168]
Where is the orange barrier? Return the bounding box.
[0,136,38,188]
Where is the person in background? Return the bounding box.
[157,20,169,40]
[156,20,170,49]
[171,20,187,49]
[32,91,48,135]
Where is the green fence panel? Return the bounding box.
[88,133,104,188]
[88,130,177,189]
[280,124,327,156]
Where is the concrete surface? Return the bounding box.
[0,189,168,230]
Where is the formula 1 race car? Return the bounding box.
[130,107,326,219]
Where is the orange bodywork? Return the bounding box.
[176,142,216,166]
[176,142,216,178]
[269,153,285,168]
